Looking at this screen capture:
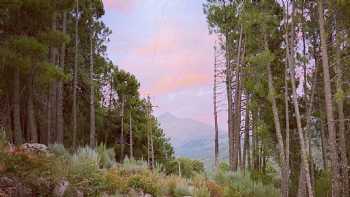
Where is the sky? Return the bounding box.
[102,0,227,127]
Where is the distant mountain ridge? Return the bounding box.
[158,112,228,169]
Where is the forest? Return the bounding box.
[0,0,349,197]
[207,0,350,197]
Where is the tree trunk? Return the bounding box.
[335,25,349,197]
[89,31,96,148]
[286,4,314,195]
[233,80,241,171]
[243,98,250,171]
[247,110,251,170]
[232,25,243,171]
[298,167,307,197]
[50,12,58,144]
[13,67,23,145]
[284,67,290,197]
[129,112,133,159]
[120,96,124,159]
[27,70,38,143]
[213,45,219,168]
[288,25,314,197]
[72,0,79,149]
[225,32,234,170]
[47,88,52,144]
[265,36,288,197]
[56,11,66,145]
[320,118,328,169]
[318,1,341,196]
[151,127,155,169]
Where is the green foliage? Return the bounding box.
[165,157,205,178]
[248,50,275,67]
[0,151,65,195]
[223,185,241,197]
[1,36,48,71]
[97,143,116,169]
[119,158,149,175]
[49,143,71,159]
[103,168,129,193]
[315,170,331,197]
[193,186,210,197]
[213,162,279,197]
[335,89,345,103]
[68,147,107,194]
[164,176,192,197]
[38,30,70,48]
[127,174,161,196]
[0,128,7,150]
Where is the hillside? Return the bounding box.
[158,113,228,169]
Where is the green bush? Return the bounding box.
[49,143,70,159]
[103,168,128,194]
[0,128,7,151]
[223,185,241,197]
[127,174,161,196]
[0,150,64,195]
[315,170,331,197]
[118,158,149,176]
[97,143,116,169]
[213,164,279,197]
[173,185,192,197]
[193,186,210,197]
[68,147,107,195]
[163,175,191,197]
[165,157,205,178]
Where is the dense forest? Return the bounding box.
[0,0,349,197]
[206,0,350,197]
[0,0,174,164]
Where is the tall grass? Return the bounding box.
[97,143,116,168]
[213,163,279,197]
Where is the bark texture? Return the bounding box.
[318,1,341,196]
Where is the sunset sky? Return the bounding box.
[102,0,226,127]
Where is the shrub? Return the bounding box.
[118,158,149,176]
[165,158,205,178]
[315,170,331,197]
[163,175,191,197]
[103,168,128,194]
[97,143,116,169]
[0,150,63,195]
[0,128,7,150]
[207,180,224,197]
[127,174,161,196]
[223,185,241,197]
[68,147,106,195]
[49,143,70,159]
[193,187,210,197]
[70,147,100,174]
[213,165,279,197]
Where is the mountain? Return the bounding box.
[158,112,228,169]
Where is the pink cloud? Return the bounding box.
[107,13,216,97]
[150,73,211,96]
[103,0,137,13]
[122,24,215,96]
